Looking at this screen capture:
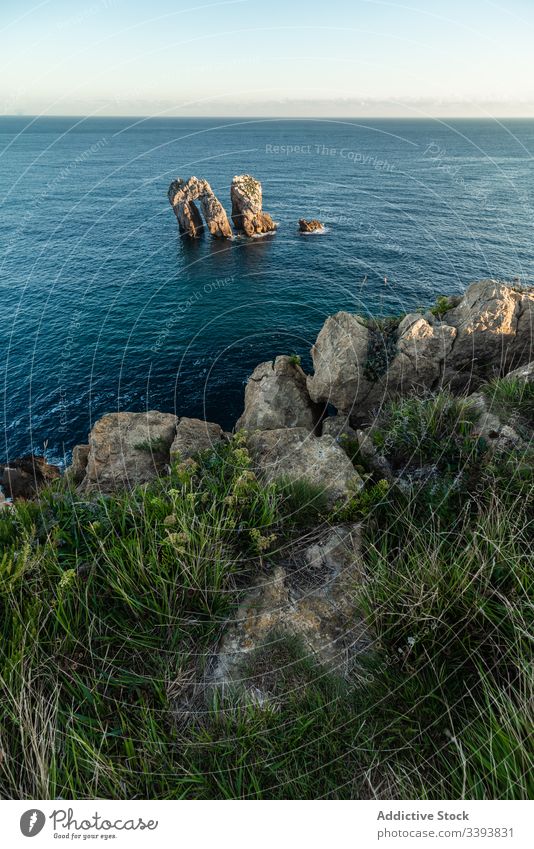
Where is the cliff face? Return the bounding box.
[3,279,532,504]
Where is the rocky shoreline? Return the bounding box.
[2,278,532,504]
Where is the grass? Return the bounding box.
[363,317,400,382]
[430,294,458,317]
[133,436,170,453]
[371,391,482,472]
[482,376,534,431]
[0,401,532,799]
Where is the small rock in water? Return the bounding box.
[298,218,324,232]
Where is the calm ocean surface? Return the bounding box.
[2,116,534,463]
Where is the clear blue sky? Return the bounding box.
[1,0,533,116]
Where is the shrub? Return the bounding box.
[133,435,169,453]
[430,294,456,317]
[277,477,330,528]
[482,376,534,430]
[371,391,482,471]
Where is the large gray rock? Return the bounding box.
[321,414,359,441]
[307,311,371,414]
[81,411,179,492]
[170,417,225,461]
[237,356,321,432]
[168,177,232,238]
[247,427,363,505]
[388,312,457,393]
[231,174,276,236]
[504,360,534,383]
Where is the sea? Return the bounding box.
[1,116,534,463]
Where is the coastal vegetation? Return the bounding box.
[1,279,532,800]
[0,385,531,799]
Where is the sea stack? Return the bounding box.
[168,177,233,238]
[231,174,276,236]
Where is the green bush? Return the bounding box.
[482,376,534,430]
[372,391,482,471]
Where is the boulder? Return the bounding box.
[0,455,60,500]
[468,392,524,451]
[231,174,276,236]
[467,358,534,449]
[168,177,232,238]
[170,417,225,461]
[443,280,534,388]
[247,427,363,505]
[67,444,90,484]
[298,218,324,233]
[212,523,372,686]
[80,411,179,492]
[387,312,457,394]
[502,359,534,384]
[236,355,322,432]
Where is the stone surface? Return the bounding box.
[468,392,524,451]
[170,417,225,460]
[307,281,534,420]
[68,444,90,484]
[298,218,324,232]
[237,356,322,432]
[0,455,60,500]
[212,523,372,685]
[80,411,179,492]
[168,177,232,238]
[321,414,359,441]
[388,313,457,393]
[247,427,364,505]
[307,311,371,414]
[355,428,394,482]
[444,280,534,387]
[231,174,276,236]
[503,359,534,383]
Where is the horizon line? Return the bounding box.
[3,113,534,121]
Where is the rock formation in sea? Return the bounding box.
[230,174,276,236]
[298,218,324,232]
[168,177,233,238]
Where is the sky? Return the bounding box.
[1,0,534,117]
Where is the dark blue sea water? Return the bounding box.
[2,116,534,463]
